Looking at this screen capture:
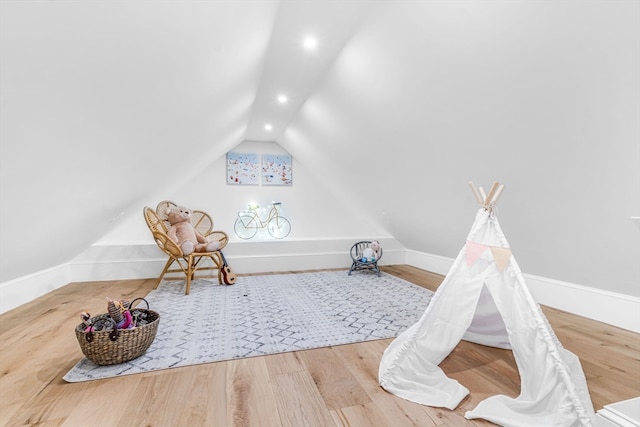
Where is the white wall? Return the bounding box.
[100,140,391,244]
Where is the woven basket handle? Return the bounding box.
[129,298,149,310]
[85,317,119,342]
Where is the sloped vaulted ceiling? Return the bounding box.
[1,1,278,281]
[278,1,640,295]
[0,0,376,282]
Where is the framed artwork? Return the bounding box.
[226,152,259,185]
[262,154,292,186]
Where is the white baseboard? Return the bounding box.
[0,264,70,314]
[405,249,453,276]
[406,249,640,333]
[524,273,640,336]
[0,238,404,314]
[68,237,406,278]
[2,244,639,334]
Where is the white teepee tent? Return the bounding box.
[379,182,595,427]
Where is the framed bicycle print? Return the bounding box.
[262,154,292,186]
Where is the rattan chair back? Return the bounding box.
[155,200,176,231]
[192,210,213,235]
[143,206,165,234]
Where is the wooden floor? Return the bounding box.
[1,265,638,427]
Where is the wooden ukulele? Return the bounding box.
[219,251,237,285]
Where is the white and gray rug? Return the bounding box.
[64,271,433,382]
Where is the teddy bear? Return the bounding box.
[370,240,381,260]
[361,240,382,263]
[166,205,220,255]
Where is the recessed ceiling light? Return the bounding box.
[265,124,273,131]
[277,95,288,104]
[303,36,317,50]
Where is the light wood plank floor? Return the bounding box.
[1,265,638,426]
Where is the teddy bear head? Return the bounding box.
[370,240,381,252]
[166,206,193,226]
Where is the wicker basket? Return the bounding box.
[75,298,160,366]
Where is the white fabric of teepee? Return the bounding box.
[378,208,595,427]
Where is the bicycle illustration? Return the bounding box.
[234,202,291,240]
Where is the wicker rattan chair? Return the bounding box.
[143,206,225,294]
[348,240,383,277]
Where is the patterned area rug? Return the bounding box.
[64,271,433,382]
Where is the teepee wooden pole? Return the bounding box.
[478,186,487,203]
[490,184,505,205]
[468,181,483,205]
[485,182,500,206]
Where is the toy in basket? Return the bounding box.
[75,297,160,366]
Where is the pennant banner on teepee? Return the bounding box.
[490,247,512,272]
[465,241,489,267]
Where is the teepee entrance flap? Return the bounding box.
[464,282,511,349]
